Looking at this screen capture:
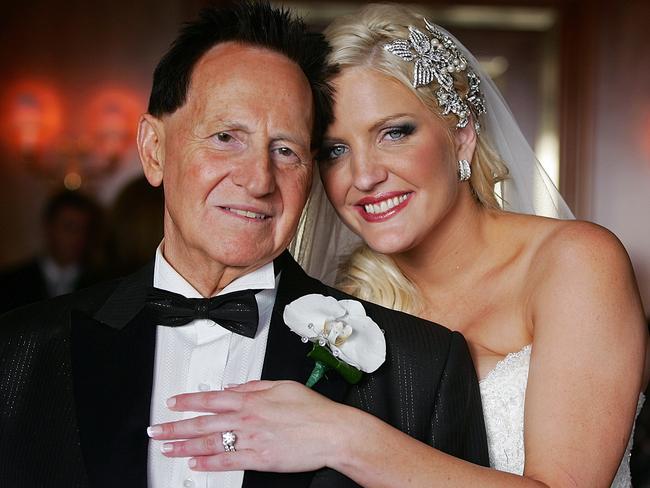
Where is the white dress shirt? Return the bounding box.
[40,257,80,297]
[148,246,278,488]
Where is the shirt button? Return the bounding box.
[183,479,194,488]
[198,383,211,391]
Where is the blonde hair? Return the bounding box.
[325,4,508,313]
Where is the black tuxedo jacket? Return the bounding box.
[0,259,49,314]
[0,251,488,487]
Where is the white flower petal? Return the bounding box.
[283,294,345,338]
[336,316,386,373]
[338,299,367,318]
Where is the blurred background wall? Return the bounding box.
[0,0,648,313]
[589,0,650,319]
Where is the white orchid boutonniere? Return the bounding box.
[283,294,386,388]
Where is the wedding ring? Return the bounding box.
[222,431,237,452]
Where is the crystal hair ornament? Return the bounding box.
[383,18,486,132]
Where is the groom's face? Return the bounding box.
[150,43,314,269]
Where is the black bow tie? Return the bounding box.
[143,287,260,338]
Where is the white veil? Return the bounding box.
[290,22,574,286]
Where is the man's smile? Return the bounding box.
[219,205,271,221]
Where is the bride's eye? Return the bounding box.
[327,144,348,160]
[383,123,415,142]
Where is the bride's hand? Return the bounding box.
[146,380,353,472]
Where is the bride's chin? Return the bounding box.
[364,234,414,256]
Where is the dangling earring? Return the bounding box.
[458,159,471,182]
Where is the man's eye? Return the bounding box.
[272,146,302,164]
[216,132,233,142]
[277,147,295,157]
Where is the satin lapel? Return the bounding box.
[93,261,154,329]
[243,251,350,488]
[71,262,155,487]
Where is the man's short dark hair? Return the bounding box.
[147,0,334,149]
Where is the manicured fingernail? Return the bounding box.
[161,443,173,453]
[166,397,177,408]
[147,425,163,437]
[188,458,197,468]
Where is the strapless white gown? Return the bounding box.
[478,344,645,486]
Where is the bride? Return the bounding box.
[150,4,648,486]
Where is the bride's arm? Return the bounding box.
[152,380,537,487]
[518,221,647,485]
[148,222,647,487]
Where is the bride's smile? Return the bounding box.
[355,191,413,221]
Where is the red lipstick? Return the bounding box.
[355,192,413,222]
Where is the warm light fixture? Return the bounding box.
[3,80,63,158]
[2,79,143,190]
[85,87,141,169]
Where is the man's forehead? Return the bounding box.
[184,42,312,109]
[192,41,305,87]
[176,41,314,138]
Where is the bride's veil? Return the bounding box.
[290,22,574,286]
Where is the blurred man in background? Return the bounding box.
[0,189,101,313]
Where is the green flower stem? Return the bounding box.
[305,344,363,388]
[306,360,329,388]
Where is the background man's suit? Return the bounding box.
[0,258,96,314]
[0,251,488,487]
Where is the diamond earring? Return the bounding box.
[458,159,471,181]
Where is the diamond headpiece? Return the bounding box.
[383,18,486,131]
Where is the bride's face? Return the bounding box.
[319,66,462,255]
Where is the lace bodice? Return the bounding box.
[478,344,645,486]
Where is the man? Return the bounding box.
[0,189,100,314]
[0,3,488,487]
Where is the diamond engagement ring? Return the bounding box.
[222,431,237,452]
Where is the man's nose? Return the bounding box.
[351,150,388,192]
[231,149,276,197]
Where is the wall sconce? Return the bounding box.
[4,80,63,163]
[2,79,143,190]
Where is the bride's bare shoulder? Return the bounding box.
[492,212,628,269]
[526,216,631,275]
[492,212,638,309]
[506,214,644,334]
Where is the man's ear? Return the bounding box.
[137,114,165,187]
[454,120,477,163]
